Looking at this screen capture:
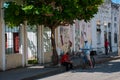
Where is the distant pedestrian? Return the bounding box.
[104,39,109,55]
[68,40,72,54]
[60,52,73,71]
[81,41,93,68]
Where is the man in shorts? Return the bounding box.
[82,41,93,68]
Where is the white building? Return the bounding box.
[91,0,112,54]
[111,2,119,52]
[0,0,120,71]
[93,0,119,53]
[58,0,119,54]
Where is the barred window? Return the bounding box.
[5,26,20,54]
[114,33,117,43]
[114,17,117,21]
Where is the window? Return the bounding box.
[114,33,117,43]
[108,23,111,32]
[5,26,20,54]
[114,17,117,21]
[6,32,14,54]
[114,23,117,28]
[97,32,101,44]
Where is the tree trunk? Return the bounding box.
[51,27,59,65]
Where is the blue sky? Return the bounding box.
[112,0,120,3]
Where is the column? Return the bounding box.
[19,21,28,67]
[0,0,6,71]
[37,25,44,64]
[101,25,104,47]
[55,27,59,56]
[72,24,75,51]
[91,19,97,50]
[118,7,120,56]
[23,21,28,66]
[119,27,120,55]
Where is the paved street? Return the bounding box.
[39,59,120,80]
[0,52,119,80]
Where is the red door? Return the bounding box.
[13,33,19,53]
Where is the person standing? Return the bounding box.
[82,41,93,68]
[68,40,72,55]
[104,39,109,55]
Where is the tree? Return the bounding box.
[4,0,103,65]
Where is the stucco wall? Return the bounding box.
[0,59,3,71]
[6,54,22,70]
[44,52,52,63]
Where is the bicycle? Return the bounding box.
[80,50,96,69]
[90,51,96,67]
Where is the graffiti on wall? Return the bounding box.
[58,20,92,53]
[74,20,92,50]
[59,25,73,53]
[79,21,92,48]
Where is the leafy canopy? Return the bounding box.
[4,0,103,28]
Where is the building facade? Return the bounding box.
[111,2,119,52]
[0,0,120,71]
[57,0,119,54]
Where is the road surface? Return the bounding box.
[39,59,120,80]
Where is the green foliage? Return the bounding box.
[4,0,103,28]
[4,2,25,27]
[28,59,38,64]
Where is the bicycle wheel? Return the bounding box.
[90,56,95,68]
[80,55,88,69]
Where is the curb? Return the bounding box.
[22,56,120,80]
[22,67,66,80]
[95,56,120,64]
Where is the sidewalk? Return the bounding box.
[0,52,120,80]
